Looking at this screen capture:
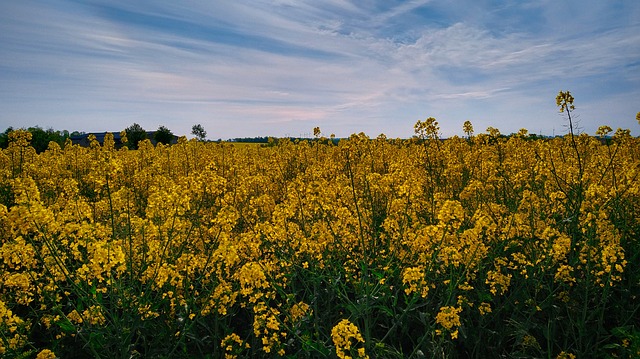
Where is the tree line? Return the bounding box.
[0,123,208,152]
[0,126,71,153]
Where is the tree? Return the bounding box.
[29,127,51,153]
[1,126,69,152]
[0,127,13,149]
[125,123,147,149]
[191,124,207,141]
[154,125,174,145]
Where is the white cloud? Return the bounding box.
[0,0,638,138]
[373,0,434,23]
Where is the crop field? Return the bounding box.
[1,125,639,358]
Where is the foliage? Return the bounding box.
[230,137,270,143]
[154,125,174,145]
[0,127,68,153]
[0,115,639,358]
[124,123,147,149]
[0,128,12,149]
[191,124,207,142]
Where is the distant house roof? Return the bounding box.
[70,132,123,142]
[70,131,178,147]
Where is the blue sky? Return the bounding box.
[1,0,638,139]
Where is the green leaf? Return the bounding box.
[303,340,331,356]
[57,318,75,333]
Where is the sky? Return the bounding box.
[1,0,639,139]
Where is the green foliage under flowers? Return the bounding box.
[0,116,639,358]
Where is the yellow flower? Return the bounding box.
[486,267,512,296]
[331,319,369,359]
[252,302,285,354]
[36,349,57,359]
[402,266,429,298]
[82,305,106,326]
[556,90,575,112]
[478,302,492,316]
[522,334,540,349]
[289,301,311,324]
[554,265,576,285]
[556,351,576,359]
[235,262,269,297]
[435,306,463,340]
[221,333,248,359]
[595,125,612,137]
[67,310,83,324]
[463,120,474,137]
[437,200,465,229]
[0,299,29,353]
[551,234,572,264]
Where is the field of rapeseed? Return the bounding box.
[1,118,639,358]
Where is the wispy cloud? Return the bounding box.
[373,0,434,23]
[0,0,638,138]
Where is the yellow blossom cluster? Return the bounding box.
[0,299,30,355]
[221,332,250,359]
[435,306,463,339]
[288,301,311,325]
[331,319,369,359]
[0,127,638,357]
[36,348,57,359]
[402,266,430,297]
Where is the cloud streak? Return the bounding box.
[0,0,638,138]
